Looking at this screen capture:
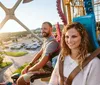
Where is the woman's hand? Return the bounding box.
[21,65,31,74]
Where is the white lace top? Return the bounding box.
[48,55,100,85]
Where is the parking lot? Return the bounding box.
[3,37,42,52]
[0,37,43,83]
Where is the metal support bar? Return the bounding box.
[13,16,42,42]
[0,0,42,42]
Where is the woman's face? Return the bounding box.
[65,27,81,50]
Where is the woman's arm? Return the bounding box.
[86,57,100,85]
[48,56,60,85]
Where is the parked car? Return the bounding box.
[25,43,34,50]
[10,43,25,50]
[25,42,40,50]
[33,42,40,47]
[30,44,38,50]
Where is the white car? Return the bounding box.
[30,44,38,50]
[33,42,40,47]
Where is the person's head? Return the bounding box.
[61,22,91,66]
[41,22,52,38]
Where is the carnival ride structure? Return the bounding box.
[56,0,100,50]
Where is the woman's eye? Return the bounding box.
[65,36,69,38]
[72,35,77,38]
[65,35,78,39]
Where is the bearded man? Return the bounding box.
[16,22,60,85]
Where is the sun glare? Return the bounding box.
[0,20,26,33]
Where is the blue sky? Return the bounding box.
[0,0,62,33]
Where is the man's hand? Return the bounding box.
[21,65,31,74]
[28,67,34,72]
[27,55,50,72]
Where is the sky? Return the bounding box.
[0,0,62,33]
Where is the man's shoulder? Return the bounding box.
[46,36,59,45]
[43,36,60,50]
[48,39,59,46]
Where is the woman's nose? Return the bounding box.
[68,37,72,43]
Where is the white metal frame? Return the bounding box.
[0,0,42,42]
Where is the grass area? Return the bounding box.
[0,62,12,68]
[5,51,28,57]
[13,63,28,74]
[0,51,3,55]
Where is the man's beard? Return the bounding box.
[42,32,49,37]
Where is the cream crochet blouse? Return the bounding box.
[48,55,100,85]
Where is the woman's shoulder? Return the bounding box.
[84,57,100,72]
[91,57,100,62]
[87,53,100,64]
[90,57,100,66]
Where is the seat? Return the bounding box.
[11,73,20,83]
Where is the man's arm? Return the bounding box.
[29,48,43,65]
[28,55,50,72]
[21,48,43,74]
[28,41,59,72]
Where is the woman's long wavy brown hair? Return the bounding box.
[60,22,92,67]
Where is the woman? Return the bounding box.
[48,22,100,85]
